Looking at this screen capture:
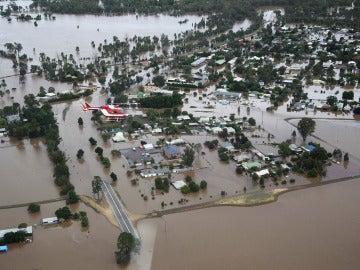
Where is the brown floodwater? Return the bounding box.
[1,4,360,269]
[148,178,360,270]
[0,201,123,270]
[0,138,58,205]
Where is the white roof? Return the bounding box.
[143,143,154,150]
[152,128,162,134]
[0,226,32,238]
[41,217,59,223]
[256,169,270,177]
[224,127,235,133]
[172,180,187,190]
[177,115,191,121]
[112,132,125,142]
[168,139,185,145]
[212,127,223,133]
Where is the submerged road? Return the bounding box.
[101,180,138,238]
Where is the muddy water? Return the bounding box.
[0,201,122,270]
[0,138,58,205]
[0,3,360,269]
[1,1,202,67]
[149,178,360,270]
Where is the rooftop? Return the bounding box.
[163,145,181,155]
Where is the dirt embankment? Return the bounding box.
[80,195,119,228]
[80,195,146,229]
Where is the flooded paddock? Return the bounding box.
[0,201,122,270]
[149,178,360,270]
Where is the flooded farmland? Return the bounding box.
[149,178,360,270]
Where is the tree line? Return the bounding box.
[2,94,78,199]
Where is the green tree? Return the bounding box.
[89,137,97,146]
[354,107,360,115]
[152,75,165,87]
[182,146,195,167]
[189,181,200,192]
[248,117,256,126]
[326,95,337,106]
[92,176,102,200]
[3,231,26,244]
[342,91,354,100]
[110,172,118,181]
[185,175,192,183]
[101,156,111,168]
[95,146,103,157]
[278,141,291,158]
[80,211,89,227]
[27,203,40,213]
[200,180,207,189]
[115,232,136,265]
[297,118,316,142]
[344,152,349,162]
[55,206,72,220]
[76,149,84,159]
[67,190,79,204]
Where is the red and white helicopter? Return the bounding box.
[81,102,128,120]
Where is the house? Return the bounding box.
[215,59,226,66]
[112,132,125,142]
[41,217,59,226]
[177,115,191,121]
[0,128,6,137]
[0,226,33,241]
[281,164,291,171]
[220,141,235,152]
[5,114,20,123]
[214,90,241,99]
[163,145,182,159]
[140,169,169,178]
[255,169,270,177]
[167,138,186,145]
[198,116,210,124]
[343,104,351,112]
[142,143,154,150]
[302,145,315,152]
[171,180,187,190]
[211,127,223,134]
[191,57,206,67]
[152,128,162,134]
[153,89,173,96]
[289,144,302,153]
[224,127,235,135]
[242,161,262,171]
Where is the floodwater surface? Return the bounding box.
[149,178,360,270]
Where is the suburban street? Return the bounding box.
[101,180,138,238]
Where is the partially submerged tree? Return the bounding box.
[27,203,40,213]
[297,117,316,142]
[92,176,102,200]
[76,149,84,159]
[182,146,195,167]
[115,232,136,265]
[110,172,118,182]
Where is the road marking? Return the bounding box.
[101,181,135,235]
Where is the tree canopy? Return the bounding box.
[297,117,316,142]
[115,232,136,265]
[182,146,195,166]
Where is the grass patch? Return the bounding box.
[215,189,288,206]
